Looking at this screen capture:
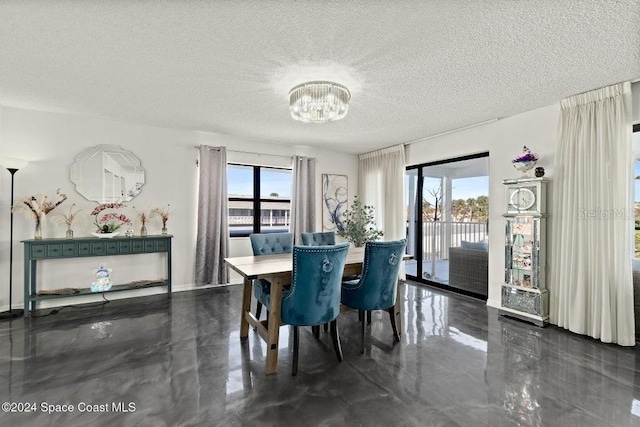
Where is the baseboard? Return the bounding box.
[0,279,245,313]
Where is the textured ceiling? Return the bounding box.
[1,1,639,155]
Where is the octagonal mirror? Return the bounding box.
[70,145,145,203]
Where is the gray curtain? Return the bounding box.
[195,145,229,285]
[290,156,316,244]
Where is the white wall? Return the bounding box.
[406,104,559,308]
[0,107,359,310]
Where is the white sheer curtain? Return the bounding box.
[195,145,229,286]
[359,144,406,276]
[290,156,316,244]
[550,81,634,346]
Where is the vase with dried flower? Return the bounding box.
[13,189,68,239]
[135,208,150,237]
[90,202,131,238]
[151,204,170,235]
[52,203,82,239]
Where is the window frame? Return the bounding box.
[228,163,292,237]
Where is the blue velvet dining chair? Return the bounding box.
[249,233,293,322]
[341,239,407,352]
[301,231,336,246]
[263,242,350,376]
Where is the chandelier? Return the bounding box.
[289,81,351,123]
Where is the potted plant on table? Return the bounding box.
[337,196,383,247]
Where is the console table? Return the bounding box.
[22,235,172,317]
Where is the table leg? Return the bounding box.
[394,279,403,338]
[30,260,37,314]
[23,246,30,317]
[265,276,283,375]
[240,277,252,339]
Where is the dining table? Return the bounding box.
[225,246,411,375]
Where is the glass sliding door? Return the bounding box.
[406,153,489,298]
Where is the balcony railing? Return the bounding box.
[419,221,487,260]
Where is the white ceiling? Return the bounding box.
[1,1,639,155]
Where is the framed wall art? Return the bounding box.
[322,174,348,232]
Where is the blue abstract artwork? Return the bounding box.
[322,174,348,232]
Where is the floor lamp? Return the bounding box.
[0,157,28,320]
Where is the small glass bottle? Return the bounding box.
[66,229,74,239]
[140,224,147,237]
[161,227,168,235]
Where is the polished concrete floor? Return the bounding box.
[1,282,640,426]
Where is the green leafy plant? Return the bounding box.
[337,196,383,247]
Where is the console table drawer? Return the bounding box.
[31,244,47,259]
[47,244,63,257]
[118,241,132,253]
[78,242,92,256]
[63,243,77,256]
[106,241,119,254]
[91,242,106,255]
[144,240,156,252]
[156,240,168,251]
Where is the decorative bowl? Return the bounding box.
[91,232,120,239]
[512,160,536,175]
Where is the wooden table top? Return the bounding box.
[225,247,410,279]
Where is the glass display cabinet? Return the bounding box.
[500,178,548,326]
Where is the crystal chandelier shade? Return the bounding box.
[289,81,351,123]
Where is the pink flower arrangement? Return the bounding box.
[91,203,131,233]
[90,202,126,216]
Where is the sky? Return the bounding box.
[227,166,292,198]
[421,176,489,203]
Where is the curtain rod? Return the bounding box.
[403,118,499,146]
[193,145,292,159]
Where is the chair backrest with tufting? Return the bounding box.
[249,232,293,256]
[281,243,349,326]
[300,231,336,247]
[341,239,407,311]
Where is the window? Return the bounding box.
[228,164,292,237]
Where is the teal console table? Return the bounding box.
[22,235,172,317]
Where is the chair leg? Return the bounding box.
[361,313,366,354]
[292,326,299,376]
[254,302,263,330]
[330,319,343,362]
[366,310,372,325]
[358,310,364,322]
[312,325,320,339]
[388,307,400,343]
[323,323,328,332]
[255,301,262,320]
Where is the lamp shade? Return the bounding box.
[0,157,28,170]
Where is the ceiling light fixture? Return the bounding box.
[289,81,350,123]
